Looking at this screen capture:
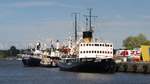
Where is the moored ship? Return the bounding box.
[22,41,60,67]
[22,42,42,66]
[40,40,60,67]
[58,9,116,73]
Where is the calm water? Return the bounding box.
[0,60,150,84]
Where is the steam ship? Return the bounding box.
[58,9,116,73]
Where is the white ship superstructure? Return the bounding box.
[79,42,113,59]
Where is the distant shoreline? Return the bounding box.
[0,57,21,61]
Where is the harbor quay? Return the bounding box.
[116,62,150,74]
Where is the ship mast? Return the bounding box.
[86,8,97,32]
[82,8,97,43]
[72,13,79,42]
[89,8,92,31]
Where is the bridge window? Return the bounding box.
[105,44,109,47]
[95,44,99,46]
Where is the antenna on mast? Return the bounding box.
[72,12,79,42]
[84,8,97,32]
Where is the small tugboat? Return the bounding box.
[40,40,60,67]
[22,42,42,66]
[58,9,116,73]
[22,41,60,67]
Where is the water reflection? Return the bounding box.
[76,73,113,81]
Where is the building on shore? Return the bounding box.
[141,45,150,62]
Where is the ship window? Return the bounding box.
[97,51,99,53]
[108,51,109,54]
[105,44,109,47]
[95,51,96,53]
[89,51,91,53]
[86,51,88,53]
[92,51,94,53]
[83,51,85,53]
[100,51,102,53]
[80,51,82,53]
[86,44,88,46]
[81,44,82,46]
[89,44,91,46]
[95,44,99,46]
[102,44,104,46]
[103,51,104,53]
[105,51,107,53]
[110,45,112,47]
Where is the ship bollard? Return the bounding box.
[123,64,128,72]
[132,64,137,73]
[115,64,120,72]
[143,64,148,74]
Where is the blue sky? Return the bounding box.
[0,0,150,49]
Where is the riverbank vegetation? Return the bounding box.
[0,46,20,58]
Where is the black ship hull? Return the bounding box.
[22,57,41,66]
[58,59,116,73]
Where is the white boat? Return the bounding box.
[22,42,42,66]
[40,41,60,67]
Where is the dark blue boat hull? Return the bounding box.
[58,59,116,73]
[22,57,41,66]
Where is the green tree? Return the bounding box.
[123,33,149,49]
[142,40,150,45]
[9,46,19,56]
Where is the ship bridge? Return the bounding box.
[79,42,113,59]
